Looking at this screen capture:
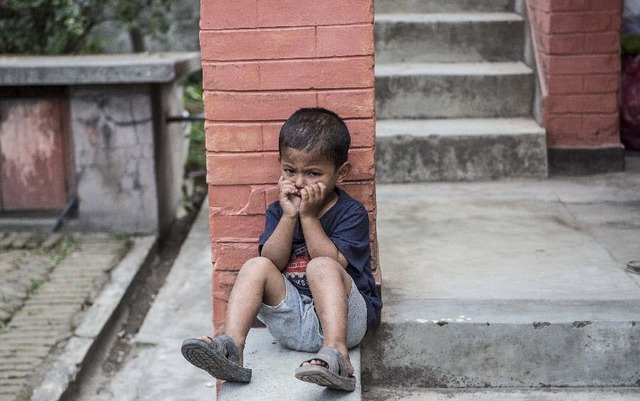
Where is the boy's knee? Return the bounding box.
[306,257,341,277]
[307,257,352,293]
[239,256,278,277]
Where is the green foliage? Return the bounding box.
[187,121,206,172]
[0,0,102,54]
[27,278,45,297]
[0,0,178,54]
[50,238,79,265]
[112,0,176,35]
[182,71,206,173]
[112,0,178,52]
[622,34,640,55]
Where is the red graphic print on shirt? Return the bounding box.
[283,245,310,289]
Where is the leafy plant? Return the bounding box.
[0,0,102,54]
[0,0,178,54]
[27,278,45,297]
[111,0,179,52]
[182,71,206,173]
[622,34,640,55]
[50,238,78,265]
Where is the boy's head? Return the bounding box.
[278,108,350,169]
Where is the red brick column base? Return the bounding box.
[199,0,378,332]
[527,0,625,174]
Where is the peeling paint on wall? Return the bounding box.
[0,99,68,210]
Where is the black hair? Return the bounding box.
[278,108,350,168]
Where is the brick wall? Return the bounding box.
[527,0,623,152]
[200,0,377,331]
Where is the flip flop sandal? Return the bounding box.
[181,335,252,383]
[294,346,356,392]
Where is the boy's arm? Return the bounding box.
[299,216,349,268]
[260,215,296,271]
[260,176,300,270]
[299,182,349,268]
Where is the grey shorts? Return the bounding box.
[256,276,367,352]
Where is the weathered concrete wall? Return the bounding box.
[154,82,190,235]
[71,86,160,233]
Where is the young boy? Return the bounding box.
[181,108,382,392]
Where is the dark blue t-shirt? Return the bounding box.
[258,188,382,329]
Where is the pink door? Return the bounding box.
[0,98,71,211]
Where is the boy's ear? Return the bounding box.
[336,161,351,183]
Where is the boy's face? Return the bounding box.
[279,147,350,198]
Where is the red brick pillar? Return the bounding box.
[527,0,624,174]
[199,1,377,332]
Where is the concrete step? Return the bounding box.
[363,387,640,401]
[375,118,547,182]
[362,299,640,388]
[375,13,524,63]
[367,179,640,390]
[375,62,534,119]
[375,0,514,14]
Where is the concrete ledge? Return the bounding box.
[376,119,547,182]
[375,63,533,119]
[548,146,626,176]
[362,299,640,388]
[375,13,523,63]
[375,0,514,13]
[219,328,362,401]
[363,387,640,401]
[0,52,200,86]
[0,217,79,232]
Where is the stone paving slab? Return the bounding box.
[0,232,152,401]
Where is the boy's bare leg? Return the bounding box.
[305,256,354,373]
[198,257,286,365]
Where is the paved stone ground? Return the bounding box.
[0,232,129,401]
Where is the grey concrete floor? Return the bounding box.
[377,161,640,306]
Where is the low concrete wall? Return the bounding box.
[0,53,201,234]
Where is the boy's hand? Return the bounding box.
[299,183,327,218]
[278,176,301,217]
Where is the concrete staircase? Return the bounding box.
[361,172,640,400]
[375,0,548,182]
[365,3,640,397]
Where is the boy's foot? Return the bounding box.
[294,346,356,391]
[181,335,252,383]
